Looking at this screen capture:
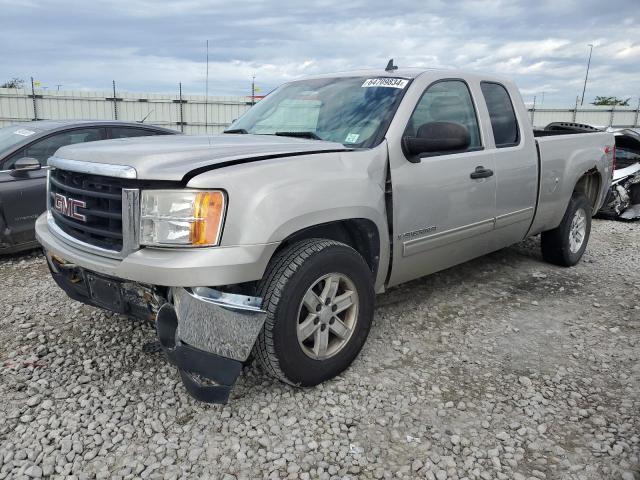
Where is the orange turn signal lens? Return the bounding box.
[190,191,225,246]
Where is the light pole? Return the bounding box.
[580,44,593,106]
[205,39,209,134]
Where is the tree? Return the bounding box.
[591,96,631,106]
[1,77,25,89]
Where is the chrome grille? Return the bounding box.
[49,169,125,251]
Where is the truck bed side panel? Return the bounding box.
[528,132,613,235]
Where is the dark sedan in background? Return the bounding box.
[0,120,179,253]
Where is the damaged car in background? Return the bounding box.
[540,122,640,220]
[599,129,640,220]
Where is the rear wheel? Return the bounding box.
[541,192,592,266]
[255,239,374,386]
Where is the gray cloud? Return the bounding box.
[0,0,638,106]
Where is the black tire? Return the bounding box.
[255,239,375,387]
[541,192,592,267]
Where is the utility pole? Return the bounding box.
[580,44,593,106]
[205,40,209,134]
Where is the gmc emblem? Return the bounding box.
[53,193,86,222]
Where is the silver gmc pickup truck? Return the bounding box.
[36,65,615,403]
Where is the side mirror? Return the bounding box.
[403,122,471,160]
[10,157,41,177]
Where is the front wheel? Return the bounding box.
[541,192,592,266]
[255,239,374,386]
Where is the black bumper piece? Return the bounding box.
[156,303,243,404]
[46,252,157,321]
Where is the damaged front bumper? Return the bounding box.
[157,288,266,403]
[45,252,266,403]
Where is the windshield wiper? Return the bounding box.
[274,131,322,140]
[224,128,248,134]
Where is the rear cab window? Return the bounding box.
[480,82,520,148]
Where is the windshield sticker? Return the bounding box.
[362,78,409,89]
[14,129,36,137]
[345,133,360,143]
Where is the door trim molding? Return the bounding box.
[402,217,495,257]
[494,207,534,230]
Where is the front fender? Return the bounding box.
[187,143,390,287]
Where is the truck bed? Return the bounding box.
[533,122,603,137]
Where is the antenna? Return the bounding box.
[139,109,155,123]
[385,59,398,71]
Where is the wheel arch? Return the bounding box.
[573,168,602,212]
[273,218,382,279]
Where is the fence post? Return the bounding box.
[30,77,39,121]
[609,105,615,127]
[572,96,578,122]
[112,80,118,120]
[173,83,187,133]
[179,83,184,132]
[530,96,536,125]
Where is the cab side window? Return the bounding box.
[7,128,105,167]
[406,80,482,151]
[480,82,519,148]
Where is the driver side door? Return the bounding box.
[387,79,497,286]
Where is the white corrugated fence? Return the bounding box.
[0,87,254,134]
[1,87,639,133]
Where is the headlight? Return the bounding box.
[140,190,226,247]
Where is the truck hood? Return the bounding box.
[51,134,349,181]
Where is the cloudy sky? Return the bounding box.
[1,0,638,106]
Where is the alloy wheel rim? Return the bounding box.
[568,208,587,253]
[296,273,359,360]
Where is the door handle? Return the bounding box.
[470,166,494,179]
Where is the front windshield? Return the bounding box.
[0,124,39,153]
[228,76,410,147]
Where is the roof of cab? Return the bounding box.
[296,67,515,87]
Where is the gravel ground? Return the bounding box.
[0,219,638,480]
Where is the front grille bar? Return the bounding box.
[50,209,124,239]
[49,174,122,200]
[122,188,140,253]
